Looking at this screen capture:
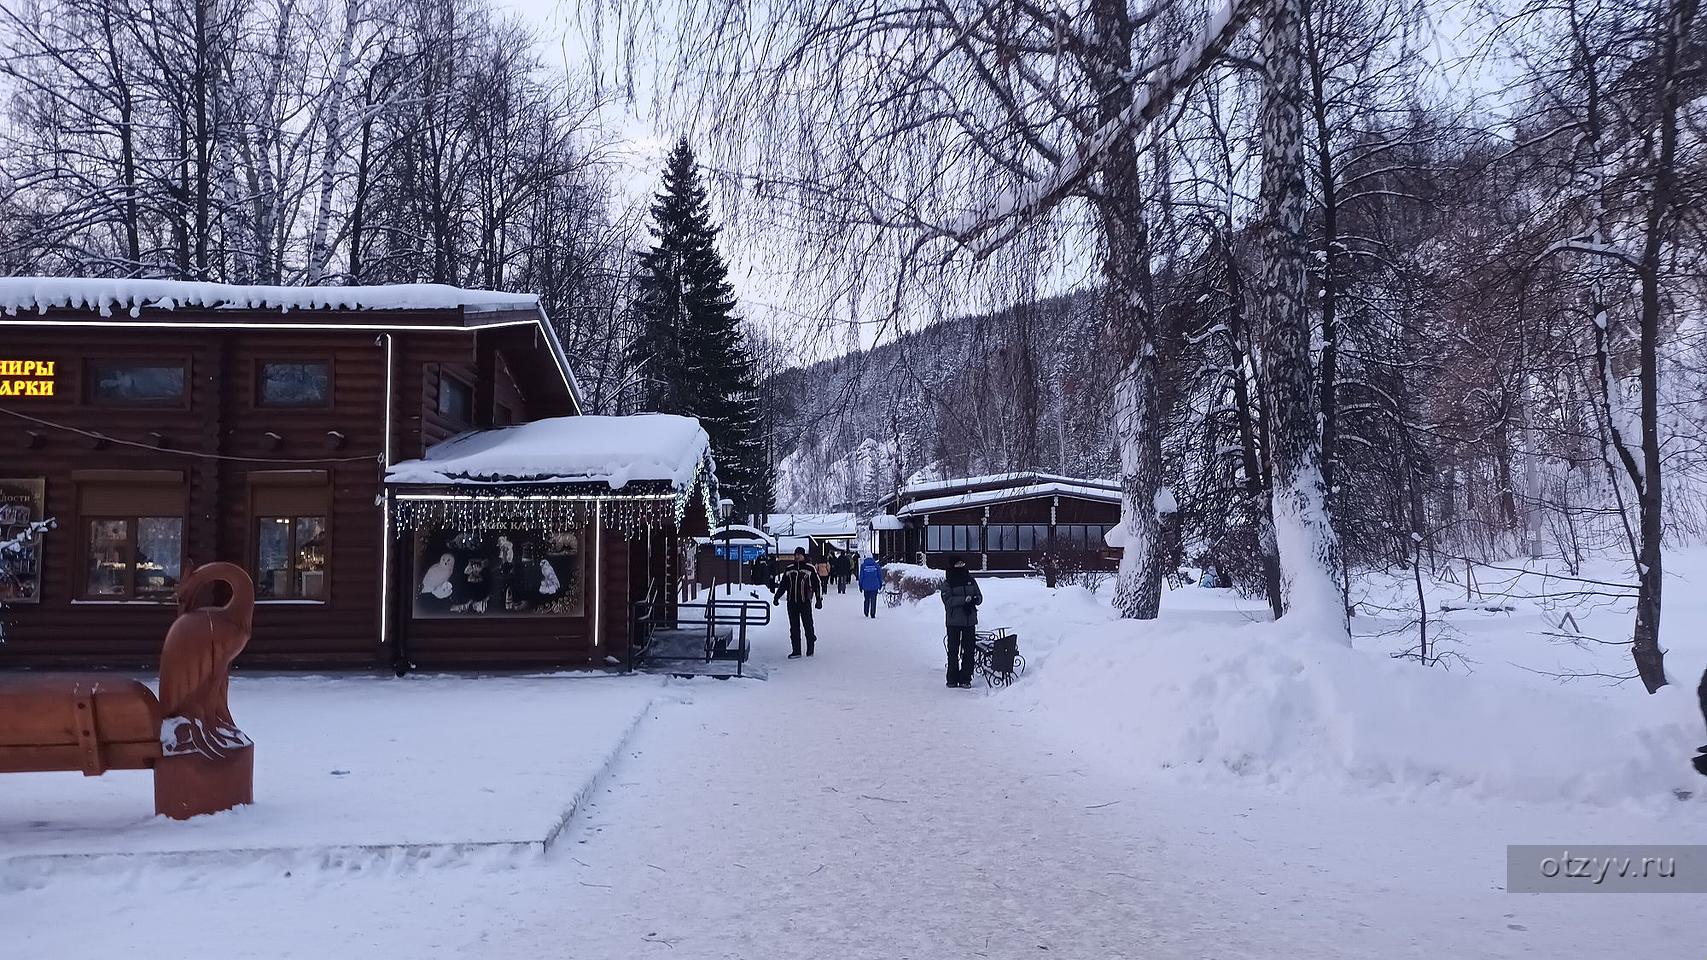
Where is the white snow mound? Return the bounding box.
[1001,597,1705,807]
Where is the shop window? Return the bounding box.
[258,360,331,407]
[956,525,980,552]
[928,524,980,552]
[77,471,185,600]
[84,517,184,599]
[257,516,328,599]
[1017,524,1049,551]
[990,524,1030,551]
[412,526,584,619]
[438,372,473,424]
[88,360,184,404]
[0,478,47,603]
[250,472,330,601]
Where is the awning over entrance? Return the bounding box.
[384,414,716,534]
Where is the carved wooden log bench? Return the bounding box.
[0,562,256,820]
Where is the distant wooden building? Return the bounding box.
[764,513,858,557]
[0,279,712,672]
[870,472,1121,574]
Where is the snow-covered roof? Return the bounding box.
[765,513,859,537]
[896,481,1122,517]
[0,277,536,317]
[891,471,1119,503]
[386,414,712,491]
[708,524,777,545]
[869,514,905,530]
[0,277,584,413]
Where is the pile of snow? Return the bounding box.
[0,277,535,317]
[386,414,711,491]
[961,574,1707,807]
[883,562,945,602]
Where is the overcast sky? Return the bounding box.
[490,0,1526,360]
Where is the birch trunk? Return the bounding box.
[1092,0,1165,620]
[1259,0,1348,640]
[307,0,363,284]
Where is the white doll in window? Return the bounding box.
[537,558,561,596]
[419,553,455,599]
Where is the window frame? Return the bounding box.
[81,515,186,601]
[248,471,332,603]
[438,370,475,426]
[255,358,334,409]
[255,513,330,601]
[84,357,189,408]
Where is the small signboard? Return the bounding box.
[0,478,47,603]
[0,360,55,397]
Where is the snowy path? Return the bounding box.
[5,589,1702,958]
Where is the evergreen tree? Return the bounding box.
[629,139,770,513]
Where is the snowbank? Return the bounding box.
[386,414,711,490]
[883,563,944,602]
[960,576,1707,807]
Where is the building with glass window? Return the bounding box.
[0,279,714,671]
[868,472,1122,575]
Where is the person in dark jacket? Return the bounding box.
[772,547,822,658]
[832,551,852,593]
[752,552,776,591]
[857,555,883,618]
[938,555,983,688]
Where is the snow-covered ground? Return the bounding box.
[990,559,1707,807]
[4,560,1706,957]
[2,674,662,862]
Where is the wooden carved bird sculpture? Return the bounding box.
[158,562,255,760]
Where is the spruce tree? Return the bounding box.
[629,139,770,514]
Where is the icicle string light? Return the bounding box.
[388,462,715,538]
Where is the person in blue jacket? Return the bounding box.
[857,554,884,618]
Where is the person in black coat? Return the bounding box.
[752,552,776,591]
[772,547,822,658]
[938,555,983,688]
[1694,668,1707,777]
[832,551,851,594]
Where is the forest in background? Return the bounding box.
[0,0,650,412]
[750,0,1707,649]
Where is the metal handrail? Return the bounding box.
[634,593,770,677]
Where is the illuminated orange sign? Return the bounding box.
[0,360,54,397]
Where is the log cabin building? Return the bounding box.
[869,472,1122,574]
[0,279,712,672]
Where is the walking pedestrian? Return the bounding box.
[815,553,832,596]
[752,551,776,591]
[832,551,851,594]
[858,554,883,618]
[772,547,822,658]
[939,555,982,688]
